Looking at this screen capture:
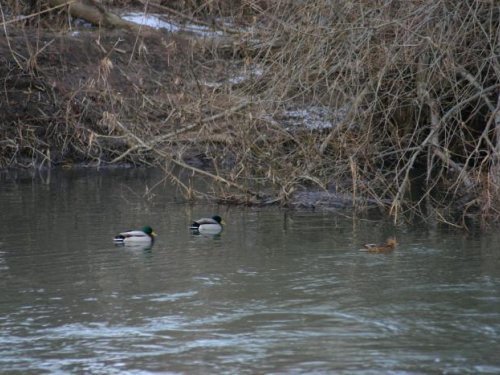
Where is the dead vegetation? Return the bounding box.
[1,0,500,229]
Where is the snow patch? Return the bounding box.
[228,66,264,84]
[278,106,349,130]
[203,66,264,88]
[122,13,179,31]
[122,13,224,37]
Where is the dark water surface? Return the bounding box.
[1,168,499,374]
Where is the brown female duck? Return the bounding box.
[363,238,397,253]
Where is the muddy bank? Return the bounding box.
[2,1,500,228]
[1,27,209,166]
[0,14,346,209]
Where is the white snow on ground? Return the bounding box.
[202,66,264,88]
[227,67,264,84]
[122,13,224,37]
[122,13,178,31]
[279,106,349,130]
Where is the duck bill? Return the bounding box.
[151,232,157,237]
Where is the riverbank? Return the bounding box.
[1,1,499,228]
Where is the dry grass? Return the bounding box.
[244,0,500,228]
[1,0,500,228]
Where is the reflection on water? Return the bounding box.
[0,168,500,374]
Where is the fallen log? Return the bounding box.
[48,0,139,30]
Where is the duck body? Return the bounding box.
[114,226,156,244]
[190,215,224,235]
[363,238,397,253]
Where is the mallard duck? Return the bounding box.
[190,215,225,234]
[363,238,397,253]
[113,226,156,244]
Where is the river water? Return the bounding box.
[0,168,499,374]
